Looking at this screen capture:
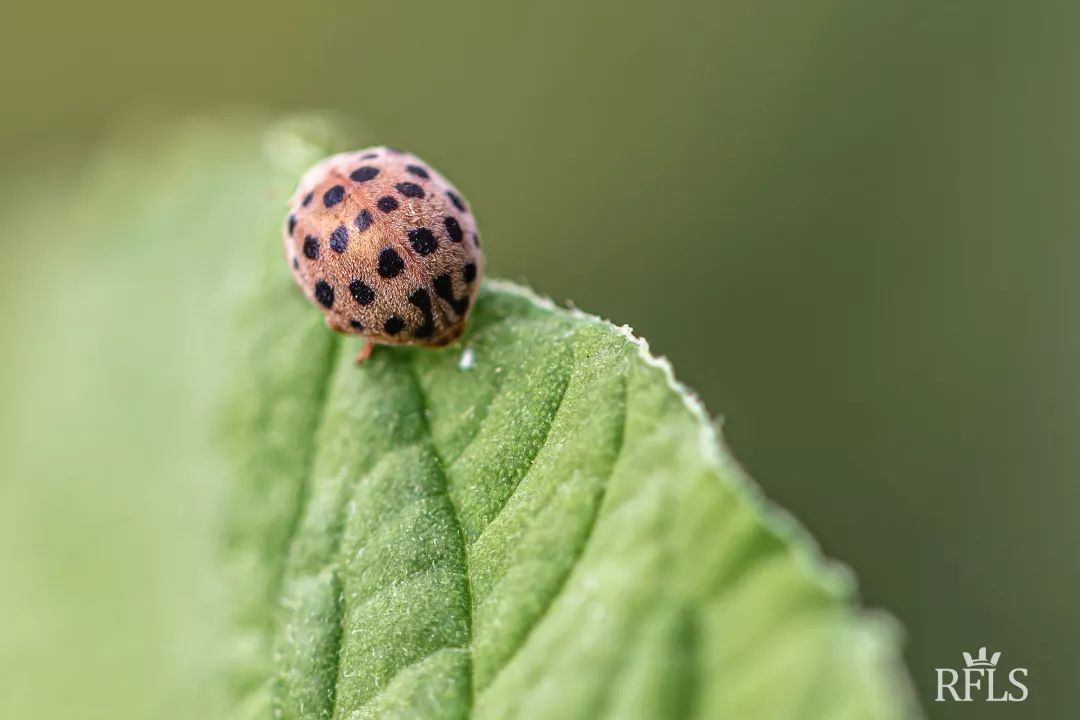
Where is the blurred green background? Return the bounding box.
[2,0,1076,718]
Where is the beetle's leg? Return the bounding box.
[355,340,373,365]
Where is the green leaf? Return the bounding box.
[226,204,919,718]
[0,115,918,720]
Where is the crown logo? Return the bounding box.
[963,647,1001,668]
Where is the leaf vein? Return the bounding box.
[479,351,631,698]
[470,359,573,548]
[406,357,476,715]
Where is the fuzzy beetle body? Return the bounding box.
[284,147,482,359]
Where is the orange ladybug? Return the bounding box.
[284,146,482,362]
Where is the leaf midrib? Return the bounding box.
[402,358,477,716]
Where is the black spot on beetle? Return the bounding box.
[447,190,466,212]
[377,196,399,213]
[444,216,463,242]
[395,182,425,199]
[349,319,364,330]
[288,214,297,235]
[377,247,405,278]
[302,192,314,207]
[354,209,374,231]
[408,287,436,338]
[292,257,299,270]
[359,152,379,160]
[329,225,349,253]
[408,287,432,311]
[303,235,319,259]
[384,316,405,334]
[349,279,375,305]
[406,164,430,179]
[434,273,469,315]
[314,280,334,308]
[350,166,379,182]
[463,262,477,283]
[472,232,481,247]
[408,227,438,256]
[323,185,345,207]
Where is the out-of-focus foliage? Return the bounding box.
[0,116,338,719]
